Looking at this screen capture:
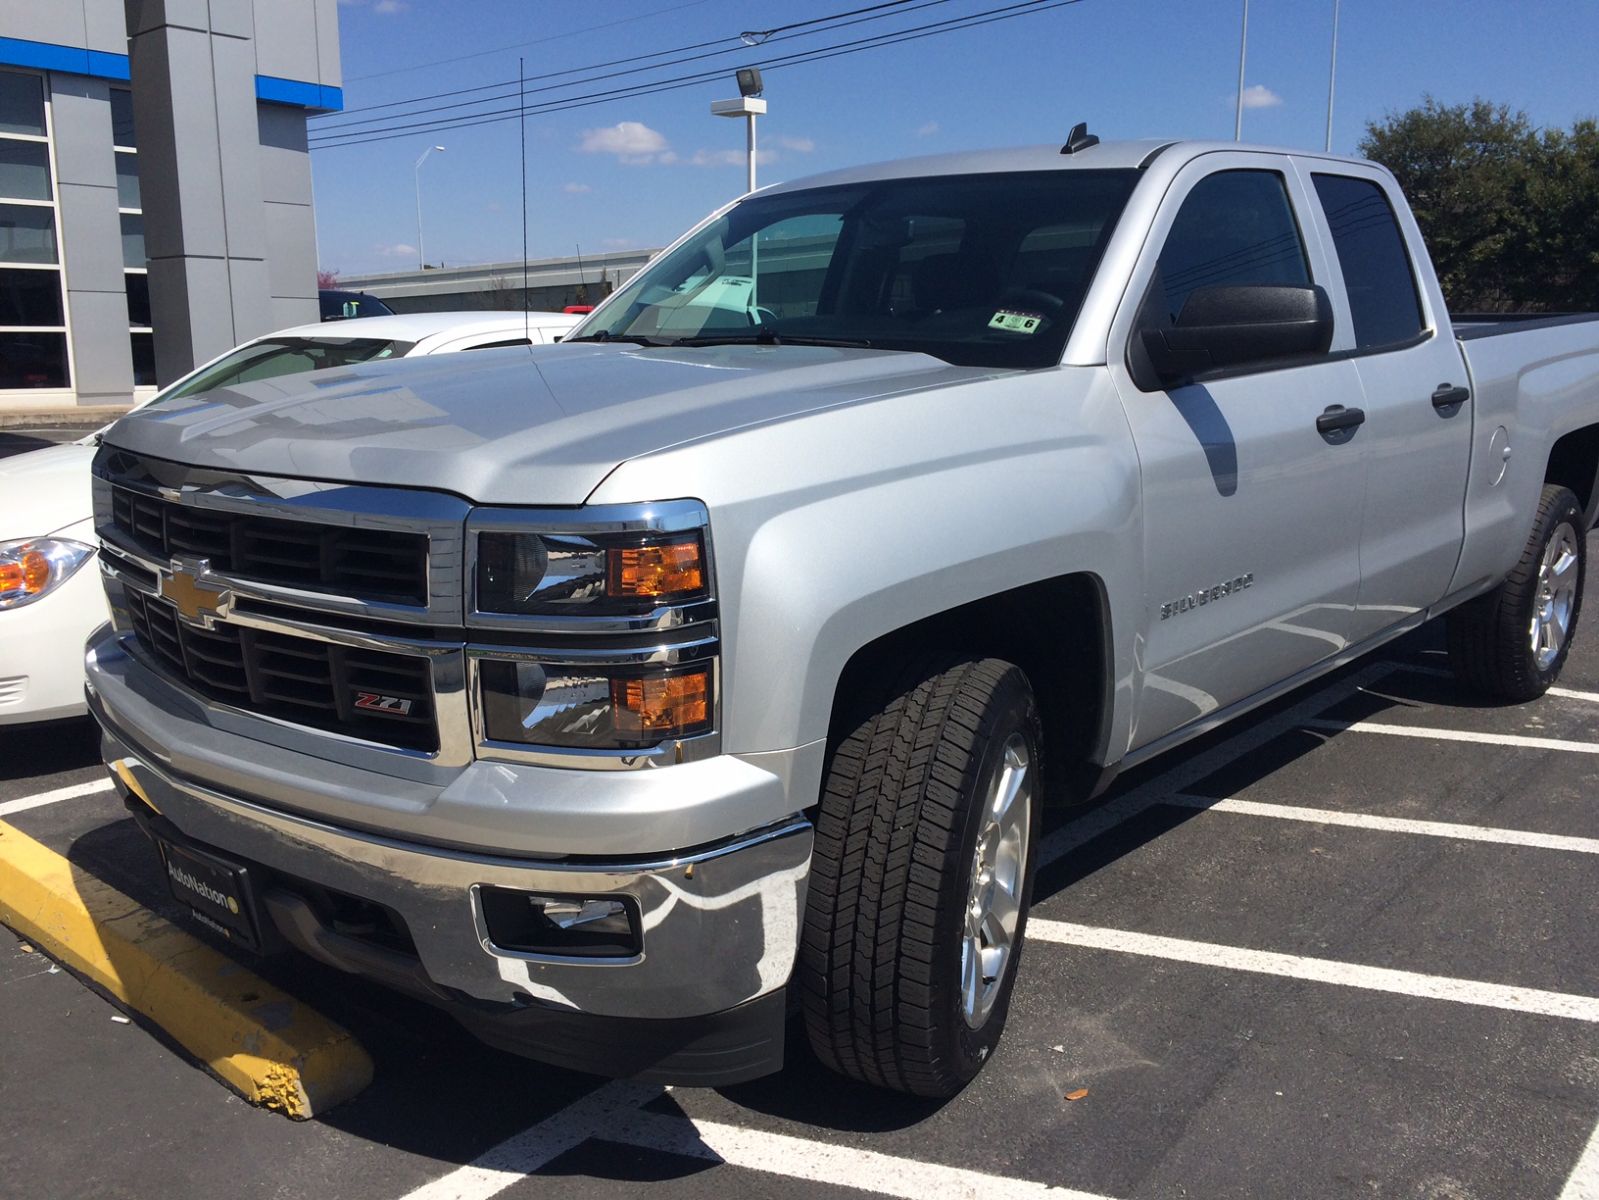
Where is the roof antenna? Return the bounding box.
[1060,122,1100,155]
[519,56,529,344]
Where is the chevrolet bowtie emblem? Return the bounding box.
[156,558,233,628]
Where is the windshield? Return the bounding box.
[576,169,1138,369]
[150,337,410,407]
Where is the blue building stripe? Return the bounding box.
[0,36,129,81]
[0,36,338,111]
[256,75,343,113]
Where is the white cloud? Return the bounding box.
[775,135,815,153]
[1240,85,1283,110]
[563,182,593,194]
[375,242,417,257]
[915,121,940,138]
[579,121,671,164]
[602,238,636,249]
[373,0,408,12]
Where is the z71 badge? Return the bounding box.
[1161,573,1254,620]
[353,692,414,716]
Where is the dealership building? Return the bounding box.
[0,0,341,414]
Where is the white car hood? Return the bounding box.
[0,442,96,540]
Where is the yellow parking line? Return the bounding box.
[0,819,372,1119]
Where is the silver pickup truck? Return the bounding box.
[85,136,1599,1097]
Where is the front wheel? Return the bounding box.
[800,656,1042,1097]
[1448,483,1586,702]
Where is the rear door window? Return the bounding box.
[1311,173,1425,350]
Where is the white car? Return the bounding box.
[0,310,580,724]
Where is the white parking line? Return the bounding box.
[1303,719,1599,754]
[399,1081,656,1200]
[0,777,113,818]
[1165,794,1599,855]
[612,1109,1108,1200]
[1027,920,1599,1022]
[1561,1119,1599,1200]
[1550,686,1599,705]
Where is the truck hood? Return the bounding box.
[100,343,998,505]
[0,442,96,539]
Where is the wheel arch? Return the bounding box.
[825,572,1116,805]
[1545,422,1599,529]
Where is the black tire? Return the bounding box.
[800,656,1043,1097]
[1448,483,1587,702]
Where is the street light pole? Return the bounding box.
[1325,0,1341,152]
[1234,0,1249,141]
[413,144,445,270]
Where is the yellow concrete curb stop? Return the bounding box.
[0,818,373,1119]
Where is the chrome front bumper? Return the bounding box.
[88,635,813,1023]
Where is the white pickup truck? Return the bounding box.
[84,135,1599,1097]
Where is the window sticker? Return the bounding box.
[988,309,1044,335]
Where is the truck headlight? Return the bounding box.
[475,529,708,615]
[0,538,95,610]
[466,501,719,764]
[476,659,713,749]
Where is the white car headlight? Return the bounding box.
[0,538,96,610]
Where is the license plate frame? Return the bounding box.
[155,834,264,953]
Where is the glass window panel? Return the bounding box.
[0,140,51,201]
[0,331,68,388]
[0,267,63,326]
[0,72,45,138]
[1312,173,1425,349]
[126,272,150,327]
[1156,170,1310,324]
[0,203,56,263]
[116,151,140,210]
[110,89,136,148]
[121,213,145,269]
[130,331,156,387]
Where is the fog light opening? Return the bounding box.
[479,887,642,958]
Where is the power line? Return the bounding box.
[345,0,720,83]
[318,0,957,124]
[311,0,1081,151]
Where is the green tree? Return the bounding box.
[1359,98,1599,311]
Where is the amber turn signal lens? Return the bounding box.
[611,670,711,740]
[0,550,49,597]
[607,535,705,602]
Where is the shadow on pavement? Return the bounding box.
[0,716,101,780]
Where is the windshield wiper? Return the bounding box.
[565,330,671,347]
[674,332,875,349]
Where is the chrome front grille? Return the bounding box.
[110,485,429,605]
[124,590,438,752]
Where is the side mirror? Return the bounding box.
[1136,283,1334,389]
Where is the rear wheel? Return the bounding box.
[800,656,1042,1097]
[1448,483,1586,701]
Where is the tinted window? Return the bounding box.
[110,88,136,148]
[1312,174,1424,350]
[0,203,56,264]
[0,267,63,325]
[0,139,50,201]
[0,72,44,138]
[0,331,67,387]
[1156,170,1310,323]
[578,169,1140,370]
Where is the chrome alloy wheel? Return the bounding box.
[960,732,1032,1029]
[1532,522,1580,671]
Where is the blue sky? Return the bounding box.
[312,0,1599,278]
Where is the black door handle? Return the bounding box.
[1432,383,1470,409]
[1317,405,1366,436]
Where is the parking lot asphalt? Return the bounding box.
[3,565,1599,1199]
